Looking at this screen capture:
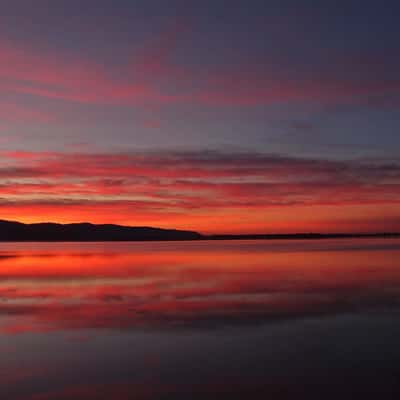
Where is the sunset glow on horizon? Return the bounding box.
[1,1,399,233]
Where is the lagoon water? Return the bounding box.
[1,238,400,399]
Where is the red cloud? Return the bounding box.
[0,150,399,233]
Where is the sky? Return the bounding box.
[0,0,399,233]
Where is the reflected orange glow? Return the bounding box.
[0,239,399,334]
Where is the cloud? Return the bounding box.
[1,150,400,202]
[0,34,179,110]
[0,102,54,123]
[1,24,399,120]
[0,149,399,232]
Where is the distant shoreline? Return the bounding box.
[206,232,400,241]
[0,219,399,242]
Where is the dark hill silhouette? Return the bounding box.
[0,220,203,242]
[0,220,398,242]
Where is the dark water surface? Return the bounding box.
[1,239,400,399]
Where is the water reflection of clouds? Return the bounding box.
[0,239,399,334]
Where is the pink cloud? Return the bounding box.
[0,150,399,214]
[0,102,54,123]
[1,24,399,117]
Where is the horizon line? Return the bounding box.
[1,218,399,239]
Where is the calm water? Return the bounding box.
[1,239,400,399]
